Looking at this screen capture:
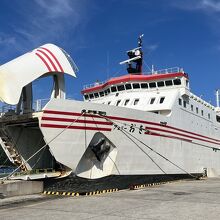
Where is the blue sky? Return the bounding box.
[0,0,219,105]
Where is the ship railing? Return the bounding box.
[12,168,56,177]
[0,98,50,115]
[33,98,50,112]
[0,104,16,115]
[83,80,107,90]
[83,67,184,89]
[146,67,184,75]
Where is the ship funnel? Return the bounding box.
[216,89,220,107]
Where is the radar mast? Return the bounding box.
[120,34,144,75]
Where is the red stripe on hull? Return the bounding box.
[41,117,113,125]
[146,131,193,142]
[42,110,220,143]
[41,124,112,131]
[145,127,220,146]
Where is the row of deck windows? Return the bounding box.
[84,79,182,100]
[106,97,165,106]
[179,98,211,119]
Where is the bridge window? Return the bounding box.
[84,94,89,100]
[134,99,139,105]
[124,99,130,106]
[125,84,132,90]
[133,83,140,89]
[173,78,181,85]
[178,98,182,106]
[157,81,165,87]
[165,80,173,86]
[196,107,199,114]
[183,101,187,108]
[149,82,156,88]
[150,97,156,104]
[159,97,165,104]
[99,91,104,97]
[216,115,220,123]
[89,94,94,99]
[117,85,125,91]
[104,88,110,95]
[208,113,211,119]
[141,83,148,89]
[94,93,99,98]
[191,105,194,111]
[111,86,117,92]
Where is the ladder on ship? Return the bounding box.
[0,126,27,171]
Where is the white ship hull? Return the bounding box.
[39,99,220,178]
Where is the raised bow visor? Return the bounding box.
[0,44,77,105]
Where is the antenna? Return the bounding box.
[216,89,220,108]
[119,34,144,75]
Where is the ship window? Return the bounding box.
[116,100,121,106]
[216,115,220,123]
[124,99,130,106]
[157,81,165,87]
[134,99,139,105]
[108,101,111,105]
[104,89,110,95]
[99,91,104,97]
[196,107,199,114]
[159,97,165,104]
[125,84,132,90]
[89,93,94,99]
[191,105,194,111]
[165,80,173,86]
[117,85,125,91]
[183,101,187,108]
[150,97,156,104]
[111,86,117,92]
[149,82,156,88]
[140,83,148,89]
[94,93,99,98]
[179,98,182,106]
[208,113,211,119]
[201,110,204,116]
[133,83,140,89]
[173,78,181,85]
[84,94,89,100]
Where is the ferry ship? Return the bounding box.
[0,36,219,180]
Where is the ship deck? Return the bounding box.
[1,177,220,219]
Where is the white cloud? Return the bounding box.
[35,0,75,18]
[0,34,16,45]
[1,0,91,55]
[145,44,158,52]
[172,0,220,13]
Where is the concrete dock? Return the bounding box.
[0,178,220,220]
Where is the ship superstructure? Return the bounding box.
[0,37,219,180]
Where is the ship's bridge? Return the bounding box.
[81,67,190,115]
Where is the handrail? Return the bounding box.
[83,67,184,89]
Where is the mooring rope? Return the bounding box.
[94,113,197,179]
[1,112,86,180]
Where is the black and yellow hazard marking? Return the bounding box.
[130,181,167,190]
[43,188,119,197]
